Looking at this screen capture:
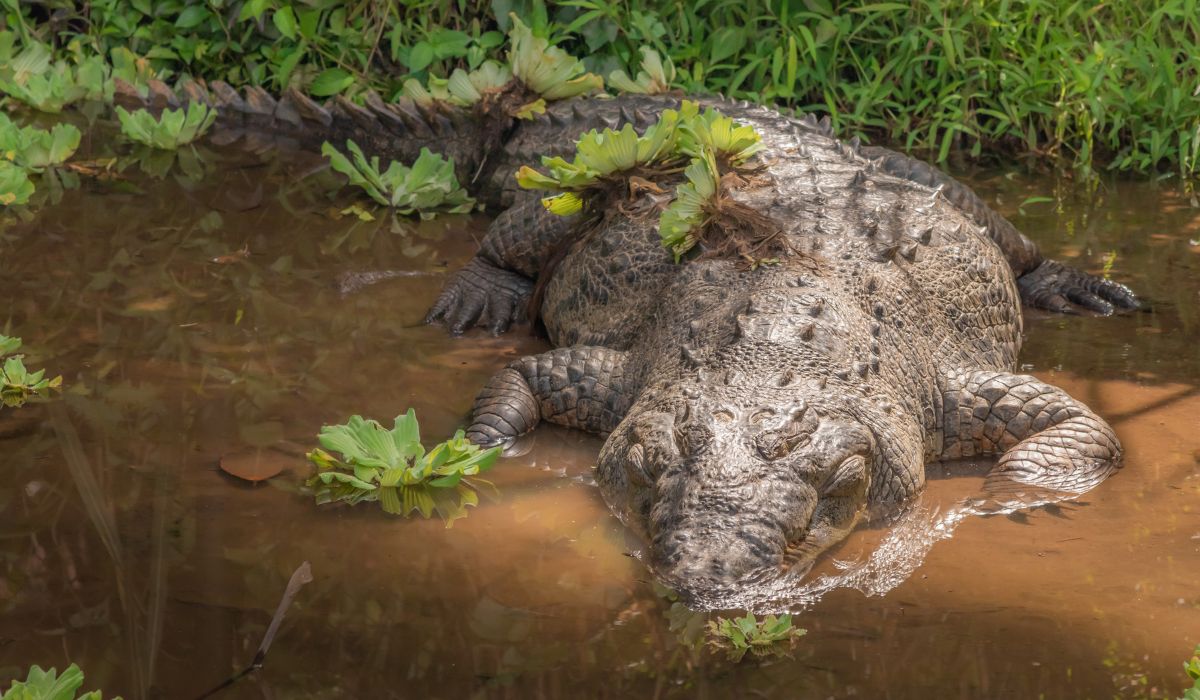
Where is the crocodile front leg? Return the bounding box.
[939,368,1122,510]
[467,346,633,445]
[427,191,577,335]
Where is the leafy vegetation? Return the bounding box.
[706,612,807,662]
[1182,645,1200,700]
[306,410,500,525]
[0,161,34,207]
[608,47,674,95]
[0,114,81,173]
[518,101,775,261]
[115,104,217,149]
[321,142,475,216]
[0,334,62,408]
[0,663,116,700]
[2,1,1195,174]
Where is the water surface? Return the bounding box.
[1,142,1198,699]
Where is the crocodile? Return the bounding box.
[123,80,1138,605]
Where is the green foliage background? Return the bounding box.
[4,0,1199,174]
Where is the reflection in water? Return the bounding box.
[0,145,1198,699]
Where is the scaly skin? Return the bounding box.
[123,80,1139,606]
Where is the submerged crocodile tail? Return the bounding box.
[114,78,490,186]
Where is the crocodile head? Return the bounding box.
[597,388,878,602]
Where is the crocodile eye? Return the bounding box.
[748,408,776,425]
[712,409,735,424]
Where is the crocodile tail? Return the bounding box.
[112,78,490,187]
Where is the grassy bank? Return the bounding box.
[3,0,1200,176]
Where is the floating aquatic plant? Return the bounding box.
[0,334,62,408]
[0,113,82,173]
[515,105,687,215]
[1,663,118,700]
[1183,645,1200,700]
[0,38,106,113]
[306,410,501,525]
[679,107,765,164]
[0,161,35,206]
[706,613,806,662]
[403,60,512,109]
[658,150,720,260]
[115,103,217,149]
[608,47,676,95]
[321,141,475,217]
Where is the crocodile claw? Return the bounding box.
[426,257,533,335]
[1016,259,1138,315]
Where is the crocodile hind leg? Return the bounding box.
[861,146,1138,315]
[939,368,1122,512]
[467,346,633,445]
[427,191,578,335]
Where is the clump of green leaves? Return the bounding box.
[658,151,720,260]
[608,47,676,95]
[0,36,106,113]
[506,15,603,116]
[706,613,806,662]
[0,161,35,207]
[1,663,118,700]
[0,113,82,173]
[0,335,62,408]
[517,101,775,261]
[321,142,475,217]
[306,410,501,525]
[516,106,685,215]
[115,104,217,149]
[1182,645,1200,700]
[403,61,512,108]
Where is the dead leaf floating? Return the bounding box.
[219,448,289,483]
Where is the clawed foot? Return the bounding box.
[1017,259,1138,315]
[425,257,534,335]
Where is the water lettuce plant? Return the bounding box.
[403,61,511,108]
[658,151,719,260]
[306,410,500,525]
[115,104,217,149]
[0,161,35,207]
[515,105,687,215]
[1,663,117,700]
[0,114,82,173]
[321,141,475,217]
[506,15,603,115]
[608,47,675,95]
[0,335,62,408]
[1182,645,1200,700]
[706,613,806,662]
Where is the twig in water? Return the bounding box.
[192,561,314,699]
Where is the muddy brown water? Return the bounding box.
[0,141,1197,699]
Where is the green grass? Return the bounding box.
[3,1,1199,176]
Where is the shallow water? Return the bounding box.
[0,141,1198,699]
